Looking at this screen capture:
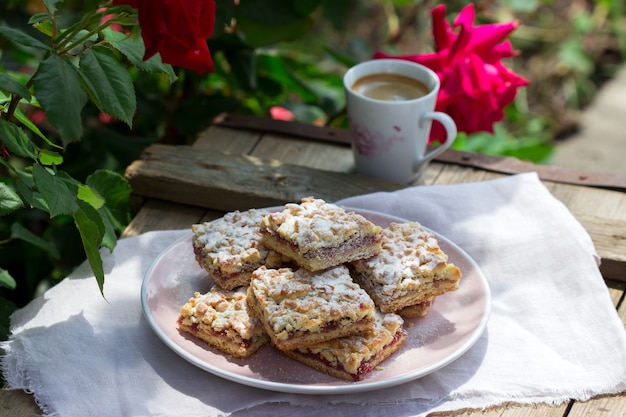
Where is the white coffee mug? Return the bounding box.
[344,59,457,183]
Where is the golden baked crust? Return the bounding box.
[247,265,376,351]
[282,311,408,381]
[191,209,287,290]
[177,286,269,358]
[351,222,462,314]
[259,197,383,271]
[395,297,434,318]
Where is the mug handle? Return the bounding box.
[415,111,457,171]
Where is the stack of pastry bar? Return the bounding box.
[178,197,461,382]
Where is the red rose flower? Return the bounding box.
[113,0,216,73]
[374,4,528,140]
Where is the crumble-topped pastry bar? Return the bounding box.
[396,297,434,318]
[177,286,269,358]
[351,222,461,315]
[282,311,408,381]
[247,265,376,351]
[192,209,287,290]
[259,197,383,271]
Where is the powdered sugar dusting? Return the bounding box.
[353,222,451,296]
[179,287,264,340]
[250,265,375,339]
[259,197,382,252]
[191,209,271,275]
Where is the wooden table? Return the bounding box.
[3,114,625,416]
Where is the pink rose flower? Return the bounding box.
[374,4,528,141]
[270,106,295,121]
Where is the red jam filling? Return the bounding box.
[178,318,252,348]
[285,317,371,338]
[298,331,404,381]
[262,230,379,259]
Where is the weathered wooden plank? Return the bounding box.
[428,402,569,417]
[193,123,262,153]
[0,390,41,416]
[214,113,626,190]
[122,199,207,237]
[213,112,352,146]
[427,163,507,186]
[565,271,626,417]
[435,148,626,191]
[576,215,626,281]
[125,144,402,212]
[421,165,626,282]
[607,285,625,306]
[253,133,354,173]
[568,394,626,417]
[544,181,626,282]
[124,143,626,282]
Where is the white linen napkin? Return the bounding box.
[3,172,626,417]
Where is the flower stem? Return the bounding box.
[53,12,94,50]
[54,8,130,54]
[4,79,34,123]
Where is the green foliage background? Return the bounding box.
[0,0,624,341]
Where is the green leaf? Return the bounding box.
[292,0,321,17]
[85,170,131,230]
[0,26,52,51]
[0,119,39,159]
[98,207,118,252]
[238,0,314,25]
[55,171,106,213]
[86,170,131,251]
[103,28,177,83]
[257,54,318,101]
[76,184,105,210]
[501,0,538,12]
[323,46,358,68]
[32,164,79,217]
[237,0,315,47]
[15,170,49,212]
[558,39,593,75]
[11,222,60,259]
[224,48,257,90]
[174,95,240,137]
[38,149,64,166]
[321,0,351,30]
[0,182,24,216]
[33,21,54,37]
[0,271,16,291]
[78,47,136,127]
[33,55,87,146]
[240,18,313,48]
[73,201,106,295]
[42,0,62,15]
[29,13,52,25]
[0,73,32,102]
[0,296,18,340]
[13,106,59,146]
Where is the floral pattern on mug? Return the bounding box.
[350,121,405,157]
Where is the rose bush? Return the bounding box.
[0,0,212,300]
[0,0,333,337]
[374,4,529,142]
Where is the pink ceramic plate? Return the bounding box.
[141,208,491,394]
